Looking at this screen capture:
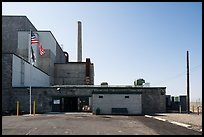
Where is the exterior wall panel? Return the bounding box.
[142,88,166,114]
[12,54,50,87]
[9,86,166,114]
[54,63,94,85]
[2,16,37,54]
[2,54,13,113]
[92,94,142,115]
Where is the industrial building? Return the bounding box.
[2,15,166,115]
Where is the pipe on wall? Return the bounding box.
[63,51,69,63]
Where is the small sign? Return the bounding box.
[53,99,60,104]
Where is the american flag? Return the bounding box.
[39,44,45,56]
[31,31,39,45]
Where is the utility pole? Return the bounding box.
[187,50,190,114]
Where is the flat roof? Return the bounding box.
[12,85,166,89]
[51,85,166,89]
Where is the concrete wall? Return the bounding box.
[91,87,166,114]
[17,31,30,61]
[6,86,166,114]
[56,42,66,64]
[2,54,13,89]
[17,31,65,85]
[17,31,66,85]
[12,54,50,87]
[36,31,56,56]
[2,16,37,54]
[34,31,65,64]
[92,93,142,115]
[54,63,94,85]
[37,49,55,85]
[10,87,93,114]
[2,16,38,113]
[17,31,66,69]
[142,88,166,114]
[10,88,52,114]
[2,54,13,113]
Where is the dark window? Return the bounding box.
[125,96,129,98]
[99,96,103,98]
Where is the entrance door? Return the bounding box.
[63,97,78,112]
[52,97,90,112]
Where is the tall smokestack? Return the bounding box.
[77,21,82,62]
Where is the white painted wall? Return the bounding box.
[12,54,50,87]
[92,94,142,114]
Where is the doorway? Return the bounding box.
[52,96,91,112]
[62,97,78,112]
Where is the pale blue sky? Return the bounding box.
[2,2,202,101]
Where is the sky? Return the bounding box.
[2,2,202,102]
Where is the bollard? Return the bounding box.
[16,101,19,116]
[197,106,199,115]
[192,105,194,113]
[33,100,36,116]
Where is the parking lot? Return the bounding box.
[2,113,201,135]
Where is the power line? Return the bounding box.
[152,64,201,85]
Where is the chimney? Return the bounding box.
[85,58,91,85]
[77,21,82,62]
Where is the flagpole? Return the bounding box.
[29,29,32,116]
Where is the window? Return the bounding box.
[125,96,129,98]
[99,95,103,98]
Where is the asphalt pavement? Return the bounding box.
[2,113,202,135]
